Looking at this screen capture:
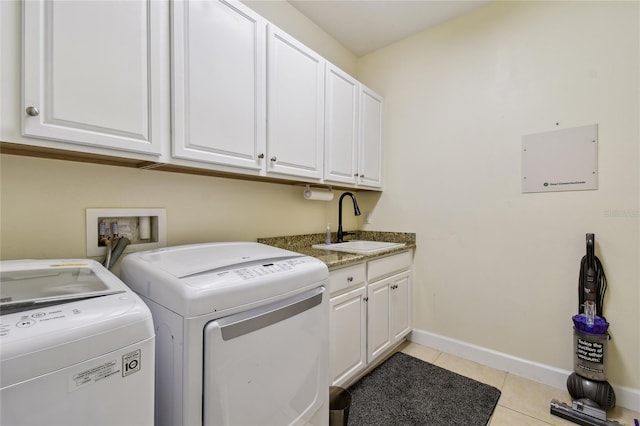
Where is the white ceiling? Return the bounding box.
[287,0,491,57]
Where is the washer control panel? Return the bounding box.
[231,259,302,280]
[0,293,133,341]
[1,306,83,337]
[210,258,315,284]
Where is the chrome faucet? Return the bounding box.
[337,192,361,243]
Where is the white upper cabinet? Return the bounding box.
[358,85,383,188]
[324,64,359,185]
[172,0,267,171]
[11,0,383,188]
[22,0,167,156]
[267,26,325,180]
[324,68,383,189]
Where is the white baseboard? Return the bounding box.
[409,328,640,413]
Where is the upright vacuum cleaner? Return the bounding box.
[550,233,621,426]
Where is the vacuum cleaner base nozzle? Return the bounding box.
[550,399,622,426]
[567,373,616,409]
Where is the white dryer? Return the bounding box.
[120,242,330,426]
[0,259,155,426]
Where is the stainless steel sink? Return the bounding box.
[312,240,406,254]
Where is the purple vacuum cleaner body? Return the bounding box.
[550,233,619,426]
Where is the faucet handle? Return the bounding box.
[342,231,356,239]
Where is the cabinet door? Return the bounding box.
[324,64,359,185]
[22,0,167,155]
[358,85,383,188]
[367,278,391,362]
[172,0,267,170]
[390,271,412,342]
[267,26,324,180]
[330,286,367,386]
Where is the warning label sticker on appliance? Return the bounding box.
[68,360,120,392]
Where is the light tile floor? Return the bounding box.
[398,341,640,426]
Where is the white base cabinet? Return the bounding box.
[329,251,412,387]
[390,272,411,342]
[329,286,367,386]
[367,271,411,362]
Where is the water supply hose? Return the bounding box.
[107,236,130,269]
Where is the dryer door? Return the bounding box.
[203,286,328,426]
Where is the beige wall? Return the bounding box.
[357,1,639,390]
[0,155,373,263]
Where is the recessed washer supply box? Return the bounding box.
[86,208,167,257]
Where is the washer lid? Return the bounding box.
[0,261,125,315]
[121,242,329,317]
[140,242,303,278]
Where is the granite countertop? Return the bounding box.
[257,231,416,269]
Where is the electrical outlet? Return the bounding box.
[86,208,167,257]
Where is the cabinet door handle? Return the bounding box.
[360,174,365,178]
[270,156,277,162]
[347,276,353,282]
[26,106,40,117]
[257,153,265,159]
[363,297,368,302]
[354,173,359,177]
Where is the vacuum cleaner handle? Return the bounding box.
[586,233,595,268]
[579,233,597,315]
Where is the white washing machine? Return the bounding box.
[120,242,330,426]
[0,259,155,426]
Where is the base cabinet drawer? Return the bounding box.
[367,251,412,282]
[329,263,366,294]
